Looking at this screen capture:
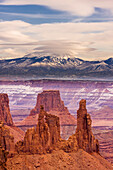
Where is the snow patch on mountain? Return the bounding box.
[0,54,113,77]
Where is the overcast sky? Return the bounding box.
[0,0,113,60]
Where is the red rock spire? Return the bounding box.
[76,99,99,153]
[0,94,13,126]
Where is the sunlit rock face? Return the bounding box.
[17,90,76,139]
[30,90,65,115]
[15,106,78,154]
[30,90,73,119]
[30,90,76,126]
[0,94,13,126]
[0,146,8,170]
[76,99,99,153]
[0,121,15,169]
[15,101,99,155]
[15,106,61,154]
[0,121,14,152]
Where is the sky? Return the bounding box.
[0,0,113,61]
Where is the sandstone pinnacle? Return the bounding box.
[76,99,99,153]
[0,94,13,126]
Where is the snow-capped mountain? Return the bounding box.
[0,55,84,68]
[0,54,113,78]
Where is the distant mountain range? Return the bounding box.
[0,54,113,78]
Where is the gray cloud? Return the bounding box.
[33,40,96,57]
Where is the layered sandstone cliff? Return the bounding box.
[76,99,99,153]
[30,90,76,126]
[30,90,68,116]
[0,94,13,126]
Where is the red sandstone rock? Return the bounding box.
[0,121,15,169]
[30,90,76,126]
[0,94,13,126]
[30,90,68,115]
[0,93,24,144]
[16,90,76,139]
[57,134,78,153]
[76,99,99,153]
[0,146,8,170]
[16,99,99,155]
[15,106,78,154]
[15,100,100,156]
[15,106,61,154]
[0,121,15,152]
[6,149,113,170]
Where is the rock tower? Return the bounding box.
[76,99,99,153]
[0,94,13,126]
[16,106,61,154]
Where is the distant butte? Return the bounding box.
[17,90,76,139]
[30,90,76,126]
